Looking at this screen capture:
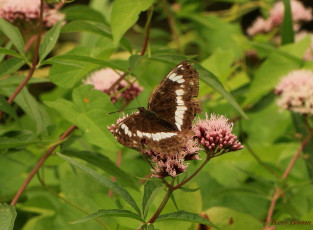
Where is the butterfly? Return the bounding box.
[112,60,202,154]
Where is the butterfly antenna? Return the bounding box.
[135,96,142,108]
[106,108,137,115]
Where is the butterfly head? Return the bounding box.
[138,107,146,114]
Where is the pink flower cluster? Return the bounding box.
[275,70,313,115]
[0,0,64,27]
[142,137,200,178]
[193,114,243,156]
[247,0,312,36]
[84,68,143,103]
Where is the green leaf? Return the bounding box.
[156,210,218,228]
[141,224,155,230]
[43,55,128,72]
[0,48,23,59]
[0,203,16,230]
[39,21,62,63]
[71,209,143,224]
[45,85,119,151]
[142,180,163,219]
[63,5,107,23]
[0,86,51,134]
[57,153,141,215]
[194,63,248,119]
[111,0,154,45]
[0,131,37,149]
[0,19,25,55]
[62,150,138,190]
[0,95,19,122]
[61,21,111,38]
[0,58,25,77]
[244,38,310,106]
[203,207,263,230]
[281,0,294,45]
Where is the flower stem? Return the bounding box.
[173,154,210,190]
[0,0,44,119]
[147,178,175,224]
[10,125,77,206]
[265,124,312,225]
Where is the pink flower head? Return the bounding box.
[270,0,312,26]
[84,68,143,103]
[275,70,313,115]
[247,17,273,36]
[0,0,65,27]
[193,114,243,156]
[142,136,200,178]
[247,0,312,36]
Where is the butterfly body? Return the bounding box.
[113,60,202,154]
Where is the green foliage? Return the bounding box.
[1,0,313,229]
[0,203,16,230]
[111,0,155,45]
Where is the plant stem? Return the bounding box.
[0,0,44,119]
[265,126,312,225]
[140,6,153,56]
[161,0,182,52]
[147,178,175,224]
[173,154,210,190]
[10,125,77,206]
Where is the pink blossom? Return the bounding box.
[142,136,200,178]
[247,0,312,36]
[275,70,313,115]
[247,17,273,36]
[0,0,64,27]
[193,114,243,156]
[84,68,143,103]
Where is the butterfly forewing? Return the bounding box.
[148,60,202,131]
[114,111,184,153]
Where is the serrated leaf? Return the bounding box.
[70,209,143,224]
[111,0,154,45]
[0,18,25,55]
[142,180,163,219]
[39,21,62,63]
[0,203,16,230]
[194,63,248,119]
[62,150,138,190]
[57,153,141,215]
[0,57,25,77]
[0,95,19,123]
[156,210,218,228]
